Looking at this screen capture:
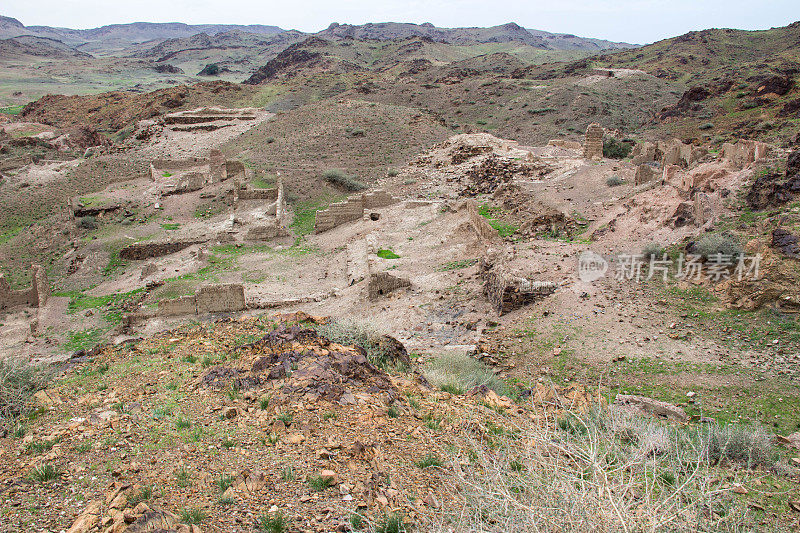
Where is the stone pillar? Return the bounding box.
[209,149,226,183]
[582,123,604,161]
[275,176,286,223]
[31,265,50,307]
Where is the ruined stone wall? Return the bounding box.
[458,199,498,243]
[362,189,396,209]
[119,239,206,260]
[721,140,769,169]
[315,196,365,233]
[0,265,50,310]
[196,284,246,313]
[582,124,604,160]
[158,295,197,316]
[368,272,411,299]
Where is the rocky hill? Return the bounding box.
[596,21,800,144]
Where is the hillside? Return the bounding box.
[596,22,800,145]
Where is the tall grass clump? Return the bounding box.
[0,358,52,425]
[432,405,772,532]
[322,169,366,192]
[423,353,509,396]
[693,232,743,260]
[318,318,405,370]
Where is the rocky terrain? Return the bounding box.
[1,13,800,533]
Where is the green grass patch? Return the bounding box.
[376,249,400,259]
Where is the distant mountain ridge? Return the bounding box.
[0,16,637,54]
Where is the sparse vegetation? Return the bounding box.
[602,138,634,159]
[322,169,366,191]
[693,232,743,260]
[423,353,509,397]
[606,175,623,187]
[376,248,400,259]
[319,319,404,370]
[0,358,51,424]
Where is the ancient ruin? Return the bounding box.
[0,265,50,310]
[314,189,397,232]
[582,123,604,160]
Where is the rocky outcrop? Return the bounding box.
[614,394,688,422]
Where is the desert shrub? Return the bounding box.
[641,242,666,259]
[76,216,97,230]
[693,233,743,260]
[434,406,766,532]
[318,318,401,370]
[29,464,61,483]
[180,507,208,525]
[606,175,623,187]
[602,138,634,159]
[423,353,509,396]
[257,512,289,533]
[322,169,366,191]
[376,512,412,533]
[699,122,714,130]
[703,424,777,469]
[0,358,51,424]
[387,168,399,177]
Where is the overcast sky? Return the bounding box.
[4,0,798,44]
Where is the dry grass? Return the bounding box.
[0,357,52,425]
[434,405,770,532]
[423,353,509,396]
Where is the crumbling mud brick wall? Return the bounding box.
[362,189,395,209]
[156,284,247,317]
[480,254,556,315]
[582,124,604,160]
[721,140,769,169]
[0,265,50,310]
[158,295,197,316]
[315,197,365,233]
[196,284,246,313]
[634,164,656,186]
[548,139,582,150]
[368,272,411,299]
[209,149,227,183]
[457,199,499,243]
[314,190,398,233]
[119,238,206,260]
